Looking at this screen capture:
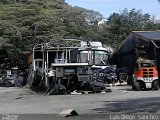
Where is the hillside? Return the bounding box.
[0,0,105,69]
[0,0,160,70]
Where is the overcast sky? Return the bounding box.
[65,0,160,19]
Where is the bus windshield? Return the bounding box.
[94,51,108,65]
[80,50,109,65]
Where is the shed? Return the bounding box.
[110,31,160,76]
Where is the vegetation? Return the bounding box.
[105,9,160,48]
[0,0,160,70]
[0,0,104,69]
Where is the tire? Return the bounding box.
[132,83,135,90]
[132,75,141,91]
[133,81,141,91]
[152,80,160,90]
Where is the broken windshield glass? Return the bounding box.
[80,50,108,65]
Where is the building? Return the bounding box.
[110,31,160,77]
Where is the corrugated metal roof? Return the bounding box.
[133,31,160,41]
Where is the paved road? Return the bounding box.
[0,86,160,120]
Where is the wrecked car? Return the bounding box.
[0,67,23,87]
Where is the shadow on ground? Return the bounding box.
[92,97,160,114]
[115,85,153,91]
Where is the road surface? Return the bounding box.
[0,86,160,120]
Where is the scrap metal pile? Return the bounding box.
[42,66,117,95]
[0,67,23,87]
[26,39,116,95]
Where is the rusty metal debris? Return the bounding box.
[0,67,24,87]
[27,39,114,95]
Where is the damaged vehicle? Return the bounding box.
[93,66,117,85]
[0,67,23,87]
[27,39,113,95]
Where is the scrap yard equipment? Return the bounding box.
[132,47,159,90]
[27,39,113,95]
[110,31,160,89]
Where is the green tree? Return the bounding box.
[0,0,104,69]
[105,9,160,49]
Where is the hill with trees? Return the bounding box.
[0,0,160,70]
[0,0,105,69]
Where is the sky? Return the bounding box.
[65,0,160,19]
